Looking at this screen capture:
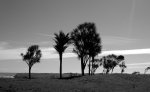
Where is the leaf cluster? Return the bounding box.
[21,45,42,67]
[71,22,102,58]
[53,31,70,54]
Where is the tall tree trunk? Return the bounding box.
[111,67,114,74]
[144,69,146,74]
[121,69,123,74]
[121,69,124,74]
[88,59,91,75]
[29,66,31,79]
[91,56,94,75]
[106,69,109,74]
[59,54,62,79]
[81,57,84,76]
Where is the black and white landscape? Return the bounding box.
[0,0,150,92]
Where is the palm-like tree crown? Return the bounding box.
[54,31,70,54]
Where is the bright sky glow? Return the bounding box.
[0,47,150,60]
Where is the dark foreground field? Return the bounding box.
[0,73,150,92]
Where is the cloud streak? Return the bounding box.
[0,41,9,50]
[36,33,54,38]
[128,0,136,36]
[127,62,150,66]
[102,36,138,46]
[101,48,150,56]
[0,46,150,60]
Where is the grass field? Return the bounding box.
[0,73,150,92]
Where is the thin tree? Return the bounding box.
[117,55,125,73]
[100,56,109,74]
[119,62,127,74]
[101,54,125,74]
[21,45,42,79]
[102,54,117,74]
[90,59,101,75]
[87,30,101,75]
[109,54,119,73]
[53,31,70,79]
[71,22,101,76]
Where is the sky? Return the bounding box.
[0,0,150,74]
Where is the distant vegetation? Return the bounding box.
[100,54,126,74]
[20,22,128,79]
[5,22,150,92]
[53,22,126,78]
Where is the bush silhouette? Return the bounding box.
[100,54,125,74]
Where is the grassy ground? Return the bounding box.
[0,73,150,92]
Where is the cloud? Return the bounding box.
[127,63,149,66]
[0,41,9,50]
[126,62,148,70]
[41,47,76,59]
[102,36,139,46]
[36,33,54,38]
[100,48,150,56]
[0,47,76,60]
[0,48,26,60]
[0,45,150,60]
[127,62,150,66]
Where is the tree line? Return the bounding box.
[21,22,127,79]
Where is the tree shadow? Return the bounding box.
[57,73,82,80]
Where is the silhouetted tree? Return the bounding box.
[100,56,109,74]
[100,54,125,74]
[85,24,101,75]
[117,55,124,62]
[102,54,117,74]
[71,22,101,76]
[119,61,127,74]
[21,45,42,79]
[144,66,150,74]
[53,31,70,79]
[90,59,101,75]
[106,54,117,73]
